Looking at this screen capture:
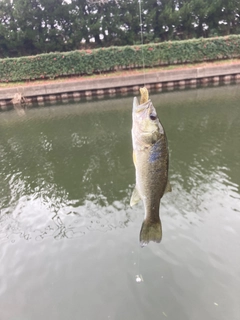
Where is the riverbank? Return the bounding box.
[1,59,240,109]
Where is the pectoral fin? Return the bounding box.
[130,186,141,207]
[164,180,172,194]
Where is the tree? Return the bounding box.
[1,0,240,58]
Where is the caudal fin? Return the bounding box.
[139,218,162,247]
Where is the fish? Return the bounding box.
[131,87,171,247]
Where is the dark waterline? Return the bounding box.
[0,85,240,320]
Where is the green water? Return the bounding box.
[0,85,240,320]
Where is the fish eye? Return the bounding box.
[149,114,157,121]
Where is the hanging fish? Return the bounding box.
[131,87,171,246]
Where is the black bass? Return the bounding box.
[131,87,171,246]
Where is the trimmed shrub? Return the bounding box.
[1,35,240,82]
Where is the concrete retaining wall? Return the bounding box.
[1,63,240,109]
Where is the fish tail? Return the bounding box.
[139,218,162,247]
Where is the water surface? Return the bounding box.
[0,85,240,320]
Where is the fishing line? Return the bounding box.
[135,241,144,283]
[138,0,146,86]
[134,0,145,284]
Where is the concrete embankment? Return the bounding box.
[1,63,240,109]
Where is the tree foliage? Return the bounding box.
[0,0,240,57]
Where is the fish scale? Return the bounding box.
[131,87,171,246]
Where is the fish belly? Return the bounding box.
[135,138,168,220]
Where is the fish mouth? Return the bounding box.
[133,97,149,112]
[133,97,153,113]
[133,97,156,120]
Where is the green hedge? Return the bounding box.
[1,35,240,82]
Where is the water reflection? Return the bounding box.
[0,85,240,245]
[0,195,134,243]
[1,85,240,320]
